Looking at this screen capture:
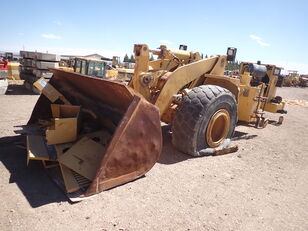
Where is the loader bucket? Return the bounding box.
[27,69,162,197]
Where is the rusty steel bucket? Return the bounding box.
[28,69,162,197]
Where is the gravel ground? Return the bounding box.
[0,83,307,231]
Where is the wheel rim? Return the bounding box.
[206,109,230,148]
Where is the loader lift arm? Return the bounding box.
[130,44,238,116]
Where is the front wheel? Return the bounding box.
[172,85,237,156]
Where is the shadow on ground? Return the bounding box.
[157,125,191,165]
[5,84,37,95]
[0,124,260,206]
[237,119,283,129]
[232,130,258,141]
[158,124,259,165]
[0,135,67,208]
[268,119,283,126]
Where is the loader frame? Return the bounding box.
[129,44,240,123]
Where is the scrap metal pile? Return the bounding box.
[21,69,162,201]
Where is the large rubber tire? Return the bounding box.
[172,85,237,156]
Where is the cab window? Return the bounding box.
[88,61,105,78]
[75,59,81,73]
[274,68,281,75]
[80,60,87,75]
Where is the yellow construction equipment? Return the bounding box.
[299,75,308,87]
[128,44,239,156]
[283,70,300,87]
[111,56,134,81]
[62,56,134,82]
[238,61,287,128]
[26,44,286,199]
[69,57,108,78]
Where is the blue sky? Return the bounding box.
[1,0,308,73]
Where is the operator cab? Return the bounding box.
[73,57,107,78]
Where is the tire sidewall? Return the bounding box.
[172,85,238,156]
[196,94,237,152]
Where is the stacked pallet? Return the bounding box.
[19,51,60,91]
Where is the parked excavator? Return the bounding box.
[26,44,286,199]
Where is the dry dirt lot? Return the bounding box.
[0,83,307,231]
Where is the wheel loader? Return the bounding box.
[26,44,286,199]
[283,70,300,87]
[59,57,116,78]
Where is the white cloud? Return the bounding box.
[249,34,270,47]
[249,34,261,41]
[53,20,62,26]
[256,40,270,47]
[41,34,62,40]
[159,40,173,45]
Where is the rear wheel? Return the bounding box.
[172,85,237,156]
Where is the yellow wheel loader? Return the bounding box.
[128,44,239,156]
[283,70,300,87]
[26,44,285,199]
[71,57,119,79]
[65,56,133,82]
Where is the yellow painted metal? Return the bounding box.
[148,59,179,72]
[166,48,192,60]
[238,62,287,118]
[115,68,133,81]
[265,69,278,100]
[129,44,242,119]
[238,85,262,122]
[154,56,226,115]
[150,45,202,64]
[236,70,263,123]
[7,62,20,80]
[130,44,150,98]
[206,109,230,147]
[59,67,74,72]
[264,101,285,113]
[129,44,285,127]
[240,72,251,85]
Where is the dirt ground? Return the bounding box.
[0,83,307,231]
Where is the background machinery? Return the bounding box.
[299,75,308,87]
[237,61,287,127]
[67,56,132,82]
[27,44,286,198]
[111,56,134,80]
[69,57,109,78]
[283,70,300,87]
